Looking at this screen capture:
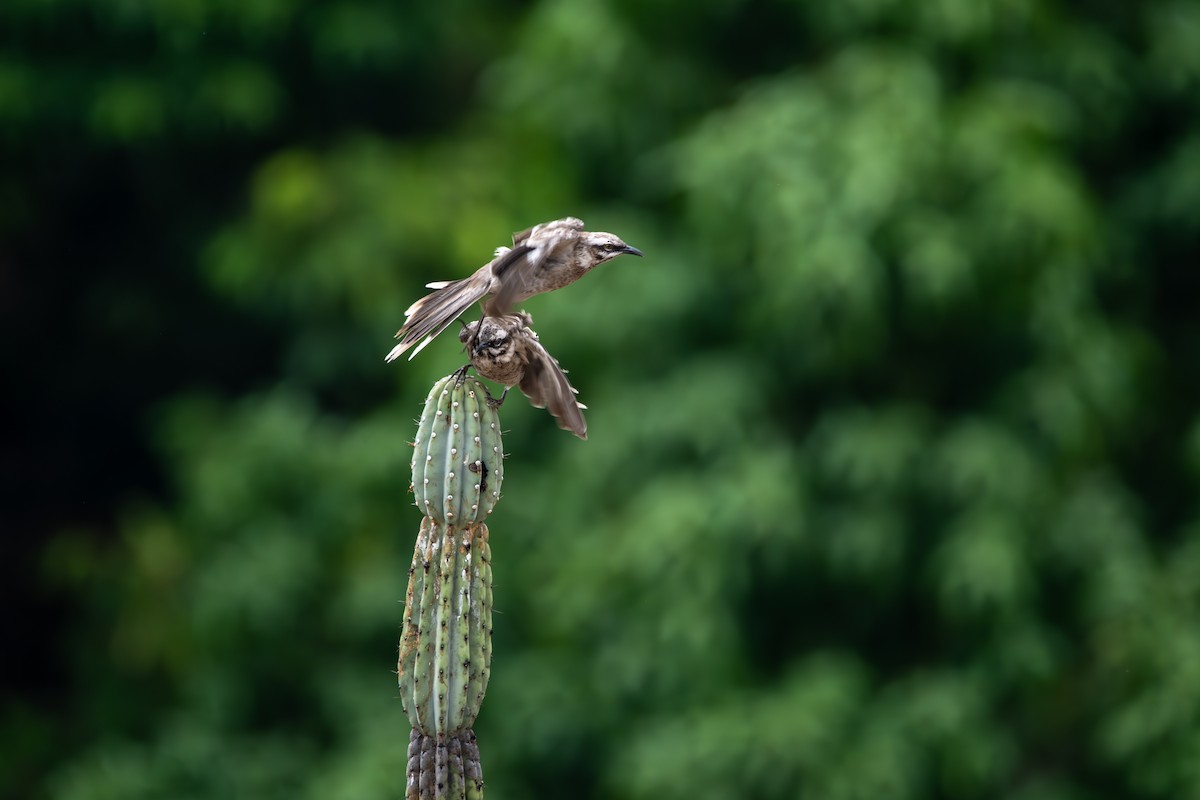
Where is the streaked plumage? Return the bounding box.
[458,312,587,440]
[386,217,641,362]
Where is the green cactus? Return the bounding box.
[397,518,493,735]
[400,371,503,799]
[410,373,504,525]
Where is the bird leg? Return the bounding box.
[450,364,472,387]
[461,373,507,408]
[485,387,510,409]
[453,364,505,407]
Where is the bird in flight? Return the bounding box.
[386,217,641,362]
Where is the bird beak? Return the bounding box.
[621,245,643,257]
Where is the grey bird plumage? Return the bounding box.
[457,312,588,439]
[385,217,642,362]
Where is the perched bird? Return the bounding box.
[386,217,642,362]
[457,312,587,439]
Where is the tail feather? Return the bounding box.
[386,276,490,362]
[387,243,535,363]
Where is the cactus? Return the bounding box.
[406,729,484,800]
[400,371,503,799]
[411,373,504,525]
[397,518,493,735]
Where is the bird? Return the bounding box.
[455,312,588,439]
[386,217,642,362]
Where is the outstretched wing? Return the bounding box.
[518,335,587,439]
[487,217,585,316]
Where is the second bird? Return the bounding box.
[458,312,588,440]
[386,216,642,362]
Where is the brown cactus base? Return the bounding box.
[406,728,484,800]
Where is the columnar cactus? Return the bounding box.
[411,372,505,524]
[397,518,493,735]
[400,373,502,800]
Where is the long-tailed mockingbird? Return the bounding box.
[454,312,587,439]
[386,216,641,362]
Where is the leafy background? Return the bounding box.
[4,1,1200,798]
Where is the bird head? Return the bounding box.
[459,318,511,358]
[582,231,643,266]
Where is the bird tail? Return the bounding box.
[386,274,491,362]
[386,245,535,362]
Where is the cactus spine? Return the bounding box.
[400,373,502,799]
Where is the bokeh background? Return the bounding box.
[5,1,1200,798]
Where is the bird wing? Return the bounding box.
[510,216,582,247]
[511,226,533,247]
[488,217,585,316]
[518,335,587,439]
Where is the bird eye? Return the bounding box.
[602,243,618,251]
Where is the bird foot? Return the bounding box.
[485,387,510,409]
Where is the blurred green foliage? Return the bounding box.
[5,0,1200,798]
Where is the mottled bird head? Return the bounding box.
[459,313,532,359]
[459,319,502,356]
[582,231,643,266]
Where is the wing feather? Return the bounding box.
[488,218,584,316]
[518,337,587,439]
